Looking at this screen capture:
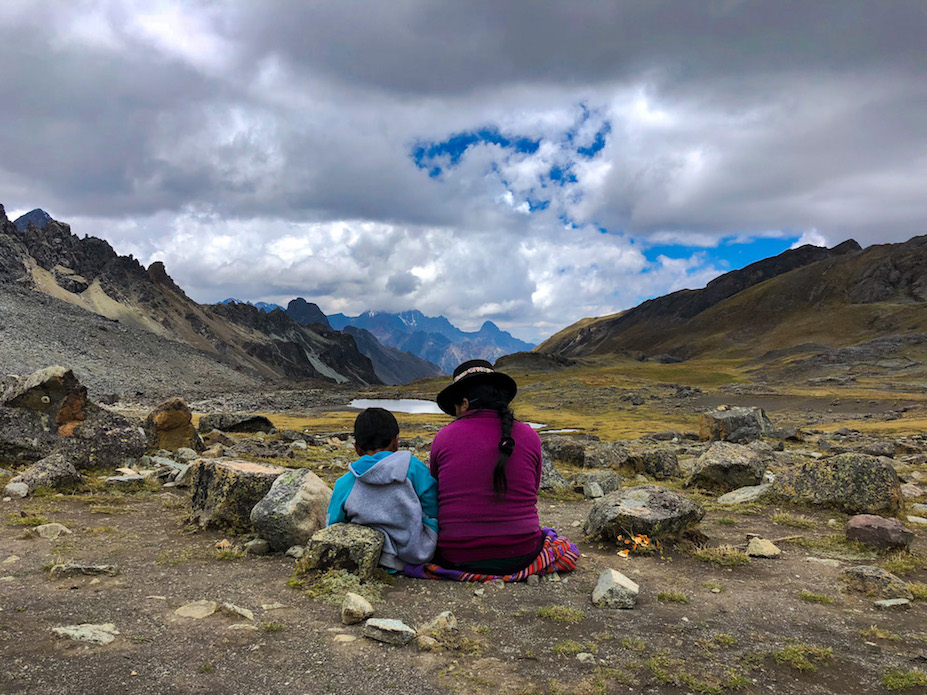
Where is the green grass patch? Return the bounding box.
[657,590,689,604]
[7,513,49,527]
[536,605,586,623]
[690,545,750,567]
[261,621,286,633]
[798,591,835,605]
[214,547,245,561]
[778,534,874,560]
[882,669,927,691]
[89,505,130,515]
[715,517,738,527]
[880,550,926,576]
[299,568,387,606]
[538,488,583,502]
[553,640,598,656]
[907,582,927,601]
[714,634,737,647]
[771,512,816,529]
[702,581,724,592]
[621,636,647,652]
[771,643,833,672]
[860,625,901,641]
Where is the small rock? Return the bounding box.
[285,545,305,559]
[333,634,357,643]
[52,623,119,645]
[261,602,286,611]
[846,514,913,549]
[746,538,781,558]
[34,523,72,540]
[175,447,199,462]
[418,611,457,637]
[526,574,540,587]
[804,557,841,568]
[220,602,254,621]
[874,598,911,610]
[415,635,439,651]
[227,623,259,631]
[341,592,374,625]
[174,600,218,619]
[841,566,913,599]
[49,563,119,579]
[473,587,485,597]
[4,482,29,498]
[3,555,20,565]
[591,568,639,609]
[910,503,927,515]
[577,652,597,664]
[583,481,605,499]
[245,538,270,556]
[716,484,772,505]
[105,474,146,489]
[363,618,416,646]
[907,515,927,526]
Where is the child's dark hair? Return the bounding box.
[457,382,515,495]
[354,407,400,452]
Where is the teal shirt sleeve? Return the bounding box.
[326,473,356,526]
[408,455,439,533]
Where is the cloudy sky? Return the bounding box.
[1,1,925,343]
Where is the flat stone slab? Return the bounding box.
[49,563,119,579]
[363,618,416,646]
[35,523,71,540]
[717,484,772,505]
[746,538,781,558]
[907,515,927,526]
[175,600,218,619]
[52,623,119,645]
[874,598,911,610]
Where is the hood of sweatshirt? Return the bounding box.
[349,450,411,485]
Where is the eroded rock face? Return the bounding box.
[584,485,705,541]
[250,468,332,551]
[699,406,772,442]
[145,398,202,452]
[583,441,630,469]
[686,442,766,492]
[188,459,286,532]
[542,437,585,467]
[298,523,385,581]
[773,453,903,514]
[539,453,572,492]
[2,366,87,434]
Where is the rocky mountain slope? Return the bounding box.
[538,236,927,375]
[0,204,380,387]
[328,309,534,372]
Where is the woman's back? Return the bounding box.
[430,409,542,564]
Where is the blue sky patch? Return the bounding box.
[643,236,798,270]
[412,127,540,176]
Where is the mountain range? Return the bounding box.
[328,310,534,373]
[538,236,927,381]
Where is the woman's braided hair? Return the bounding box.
[458,381,516,495]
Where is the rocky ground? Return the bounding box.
[1,369,927,694]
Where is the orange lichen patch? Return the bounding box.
[614,533,657,557]
[55,392,87,425]
[57,421,80,437]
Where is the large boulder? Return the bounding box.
[197,413,276,434]
[686,442,766,492]
[145,398,202,452]
[0,367,145,468]
[188,459,286,532]
[298,523,385,581]
[5,453,81,496]
[583,441,630,469]
[2,366,88,434]
[541,437,585,467]
[584,485,705,541]
[571,470,622,497]
[539,453,572,492]
[250,469,332,551]
[699,406,772,442]
[626,448,679,479]
[773,453,903,514]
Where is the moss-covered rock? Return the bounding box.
[188,459,286,533]
[772,453,903,514]
[841,565,913,599]
[584,484,705,541]
[627,448,679,479]
[250,468,332,551]
[145,398,202,453]
[298,523,385,581]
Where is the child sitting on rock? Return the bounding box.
[326,407,438,571]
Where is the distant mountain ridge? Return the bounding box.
[328,309,535,372]
[13,208,53,232]
[537,236,927,366]
[0,203,380,386]
[219,298,284,313]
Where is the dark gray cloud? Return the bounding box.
[0,1,924,341]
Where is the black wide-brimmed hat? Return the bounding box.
[436,359,518,415]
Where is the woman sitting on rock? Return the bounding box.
[404,360,578,581]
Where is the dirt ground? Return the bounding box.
[2,390,927,695]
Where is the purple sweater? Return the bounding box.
[429,409,543,563]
